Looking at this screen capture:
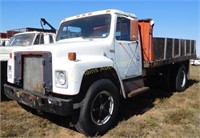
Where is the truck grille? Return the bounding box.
[14,52,52,94]
[23,56,44,94]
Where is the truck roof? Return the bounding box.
[12,31,55,36]
[61,9,137,23]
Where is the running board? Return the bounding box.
[127,87,150,98]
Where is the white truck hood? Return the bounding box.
[11,38,110,60]
[8,38,112,96]
[0,46,22,61]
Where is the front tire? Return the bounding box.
[75,79,119,136]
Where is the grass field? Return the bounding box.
[0,66,200,137]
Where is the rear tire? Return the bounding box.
[75,79,119,136]
[174,65,187,92]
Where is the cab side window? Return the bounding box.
[116,17,130,41]
[49,35,54,43]
[34,34,44,45]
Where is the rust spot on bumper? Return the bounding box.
[4,84,73,116]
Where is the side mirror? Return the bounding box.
[130,20,139,41]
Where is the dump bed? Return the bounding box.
[139,19,196,68]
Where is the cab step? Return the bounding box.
[127,87,150,98]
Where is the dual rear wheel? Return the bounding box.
[146,64,188,92]
[174,65,187,92]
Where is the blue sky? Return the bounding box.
[0,0,199,56]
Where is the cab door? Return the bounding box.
[114,16,142,79]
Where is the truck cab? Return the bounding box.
[0,31,56,61]
[0,38,10,46]
[4,9,195,136]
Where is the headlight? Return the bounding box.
[57,72,66,85]
[55,71,68,88]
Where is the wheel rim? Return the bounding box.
[90,91,114,126]
[180,70,186,88]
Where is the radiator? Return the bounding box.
[23,56,44,94]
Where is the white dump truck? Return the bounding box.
[4,9,195,136]
[0,30,56,99]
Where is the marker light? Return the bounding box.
[106,10,111,13]
[68,52,76,61]
[9,53,12,59]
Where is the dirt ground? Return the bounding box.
[0,66,200,137]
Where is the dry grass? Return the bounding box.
[105,66,200,138]
[0,66,200,137]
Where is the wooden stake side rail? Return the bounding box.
[143,37,196,68]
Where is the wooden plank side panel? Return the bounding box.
[181,40,186,56]
[174,39,180,57]
[166,38,173,59]
[191,40,196,55]
[153,37,165,60]
[144,37,196,68]
[186,40,191,55]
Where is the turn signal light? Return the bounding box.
[68,52,76,61]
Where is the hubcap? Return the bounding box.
[90,91,114,125]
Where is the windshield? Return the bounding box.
[8,33,35,46]
[56,14,111,41]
